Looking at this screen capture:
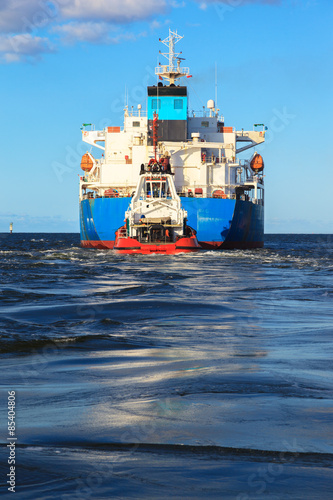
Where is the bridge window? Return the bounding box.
[144,180,169,199]
[151,99,161,110]
[174,99,183,109]
[152,183,160,198]
[145,181,152,197]
[201,121,209,127]
[132,121,140,127]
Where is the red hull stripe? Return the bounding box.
[81,240,115,249]
[81,240,263,250]
[113,235,200,254]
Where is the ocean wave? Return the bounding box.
[1,442,332,462]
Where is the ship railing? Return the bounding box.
[178,182,263,198]
[189,110,225,122]
[200,157,245,165]
[104,159,133,165]
[126,109,147,117]
[138,194,172,201]
[155,65,190,75]
[201,155,227,165]
[176,184,264,203]
[178,187,235,200]
[245,175,264,185]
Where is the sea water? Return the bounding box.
[0,233,332,499]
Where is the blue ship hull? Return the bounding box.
[80,197,264,249]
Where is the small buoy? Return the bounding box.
[250,154,264,172]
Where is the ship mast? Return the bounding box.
[156,29,190,85]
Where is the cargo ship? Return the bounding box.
[79,29,266,250]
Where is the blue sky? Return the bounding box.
[0,0,332,233]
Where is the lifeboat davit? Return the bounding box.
[81,153,94,172]
[250,154,264,172]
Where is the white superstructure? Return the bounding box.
[79,30,265,206]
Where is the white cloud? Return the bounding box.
[108,31,146,44]
[170,1,186,7]
[0,33,55,63]
[0,0,174,62]
[200,0,280,4]
[59,0,168,24]
[150,20,162,30]
[3,52,21,63]
[0,0,56,34]
[53,22,147,45]
[150,18,173,31]
[53,21,113,44]
[0,0,170,35]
